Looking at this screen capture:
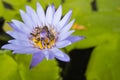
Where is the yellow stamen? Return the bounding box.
[32,37,43,49]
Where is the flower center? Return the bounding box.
[30,26,56,49]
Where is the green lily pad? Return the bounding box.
[0,50,21,80]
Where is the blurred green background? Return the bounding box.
[0,0,120,80]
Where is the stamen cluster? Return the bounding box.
[30,26,56,49]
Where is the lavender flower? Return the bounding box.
[2,3,84,68]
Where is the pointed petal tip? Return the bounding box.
[25,5,33,11]
[67,10,72,18]
[1,44,11,50]
[66,36,85,43]
[56,54,70,62]
[51,4,55,11]
[37,2,42,7]
[11,19,19,23]
[29,60,42,70]
[72,19,75,22]
[1,45,5,49]
[69,9,72,14]
[19,10,26,15]
[29,66,32,70]
[7,22,11,24]
[29,63,36,70]
[79,36,86,40]
[59,4,62,7]
[29,65,34,70]
[51,3,55,7]
[1,44,10,49]
[63,55,70,62]
[7,22,13,26]
[25,5,29,8]
[65,58,70,62]
[64,54,70,62]
[51,48,70,62]
[64,9,72,19]
[29,59,41,69]
[29,52,45,69]
[58,5,62,9]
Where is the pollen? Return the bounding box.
[30,26,56,49]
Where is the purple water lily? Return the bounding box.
[2,2,84,68]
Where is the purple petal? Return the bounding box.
[7,31,28,41]
[50,48,70,62]
[1,44,24,50]
[12,20,31,34]
[26,6,40,27]
[42,50,49,60]
[46,5,54,26]
[30,52,44,69]
[36,2,45,26]
[13,47,40,54]
[48,52,55,60]
[8,39,33,47]
[56,40,71,48]
[57,10,72,31]
[52,5,62,27]
[66,36,85,43]
[19,10,34,29]
[42,50,55,60]
[60,19,75,34]
[8,22,18,31]
[51,4,55,13]
[58,30,74,41]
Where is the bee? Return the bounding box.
[30,27,42,36]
